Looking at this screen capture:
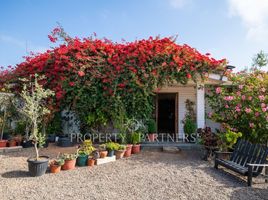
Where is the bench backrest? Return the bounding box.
[230,139,268,174]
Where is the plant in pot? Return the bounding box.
[8,134,17,147]
[218,128,242,152]
[183,117,197,143]
[131,132,142,154]
[49,158,65,174]
[182,99,197,143]
[77,140,95,166]
[18,75,55,177]
[115,144,126,159]
[99,144,108,158]
[147,119,157,142]
[0,92,14,148]
[46,112,62,143]
[61,153,78,170]
[88,149,100,166]
[14,120,27,146]
[105,142,119,157]
[87,156,96,167]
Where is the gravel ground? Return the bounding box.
[0,144,268,200]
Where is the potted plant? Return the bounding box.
[147,119,157,142]
[124,144,132,157]
[47,112,62,143]
[115,144,126,159]
[18,75,54,177]
[14,120,27,146]
[105,142,119,157]
[61,153,78,170]
[99,144,108,158]
[8,137,17,147]
[218,128,242,152]
[77,140,95,166]
[0,93,14,148]
[87,156,96,167]
[49,158,64,173]
[131,132,142,154]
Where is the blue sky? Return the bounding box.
[1,0,268,71]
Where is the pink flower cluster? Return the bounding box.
[215,87,221,94]
[224,96,234,101]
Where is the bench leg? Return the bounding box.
[265,166,268,183]
[214,160,218,169]
[248,166,253,187]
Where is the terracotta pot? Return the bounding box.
[14,136,22,146]
[124,144,132,157]
[8,140,17,147]
[0,140,7,148]
[50,164,61,173]
[100,150,108,158]
[132,144,141,154]
[115,150,125,159]
[148,133,156,142]
[62,159,76,170]
[87,159,95,167]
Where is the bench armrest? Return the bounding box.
[247,163,268,167]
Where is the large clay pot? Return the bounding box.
[148,133,156,142]
[62,159,76,170]
[132,144,141,154]
[50,164,61,174]
[124,144,132,157]
[100,150,108,158]
[0,140,8,148]
[8,140,17,147]
[13,136,22,146]
[115,150,125,159]
[87,159,95,167]
[57,137,73,147]
[27,156,49,177]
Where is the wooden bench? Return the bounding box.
[214,139,268,186]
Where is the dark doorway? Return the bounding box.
[157,93,177,137]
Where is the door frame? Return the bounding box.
[155,92,178,140]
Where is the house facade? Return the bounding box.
[155,73,228,140]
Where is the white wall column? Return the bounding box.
[196,83,205,128]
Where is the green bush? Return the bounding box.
[183,117,196,135]
[147,119,157,133]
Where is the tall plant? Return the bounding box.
[19,74,54,159]
[207,70,268,144]
[0,93,14,140]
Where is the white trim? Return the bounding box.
[196,84,205,128]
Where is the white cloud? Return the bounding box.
[0,34,48,54]
[0,35,25,48]
[169,0,189,9]
[228,0,268,42]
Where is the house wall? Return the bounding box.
[157,86,196,139]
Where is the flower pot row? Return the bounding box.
[0,139,22,147]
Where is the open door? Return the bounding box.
[156,93,178,140]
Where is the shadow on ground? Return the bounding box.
[2,170,30,178]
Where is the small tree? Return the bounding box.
[252,50,268,69]
[0,92,14,140]
[19,74,54,160]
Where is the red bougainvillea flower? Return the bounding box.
[118,83,126,88]
[78,71,85,77]
[69,82,75,87]
[187,73,192,79]
[48,35,57,43]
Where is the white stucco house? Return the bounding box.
[155,73,229,140]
